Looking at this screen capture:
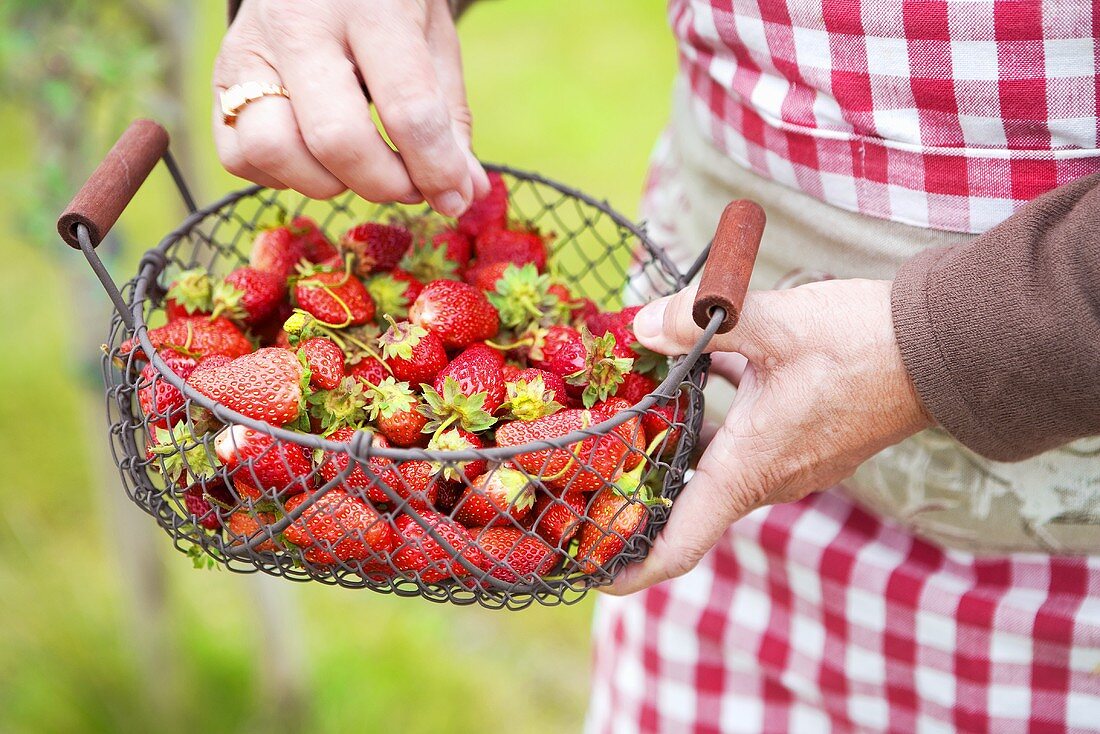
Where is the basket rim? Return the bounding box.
[124,163,718,461]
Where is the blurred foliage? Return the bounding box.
[0,1,676,732]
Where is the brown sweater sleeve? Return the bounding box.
[892,173,1100,462]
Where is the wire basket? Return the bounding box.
[58,120,762,610]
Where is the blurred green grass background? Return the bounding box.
[0,2,675,732]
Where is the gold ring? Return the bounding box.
[220,82,290,127]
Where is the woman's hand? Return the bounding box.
[606,279,933,595]
[213,0,489,216]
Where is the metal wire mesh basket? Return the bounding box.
[58,120,762,610]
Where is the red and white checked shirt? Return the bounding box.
[672,0,1100,233]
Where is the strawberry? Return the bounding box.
[473,227,549,271]
[210,266,286,327]
[138,356,198,428]
[589,305,668,377]
[453,466,535,528]
[420,376,498,435]
[284,489,395,565]
[432,344,506,414]
[409,280,500,350]
[399,241,462,283]
[297,337,345,390]
[251,225,308,280]
[532,491,587,548]
[642,393,688,457]
[527,324,580,370]
[432,227,472,268]
[214,424,313,499]
[464,260,512,292]
[576,465,669,574]
[471,527,559,583]
[188,347,305,425]
[364,377,428,447]
[547,327,634,408]
[183,484,231,531]
[119,316,252,362]
[501,363,523,382]
[293,262,375,327]
[316,426,392,503]
[254,300,295,347]
[499,370,565,422]
[595,396,645,471]
[165,268,213,320]
[617,371,658,404]
[290,216,338,263]
[347,355,391,386]
[341,222,412,276]
[494,408,633,493]
[378,318,448,385]
[485,264,557,330]
[426,428,487,483]
[365,271,421,321]
[372,458,439,510]
[227,509,278,552]
[392,512,485,583]
[457,170,508,238]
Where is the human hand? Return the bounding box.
[606,279,933,594]
[213,0,489,216]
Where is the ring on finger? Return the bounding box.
[220,81,290,127]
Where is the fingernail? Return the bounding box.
[634,299,666,340]
[436,190,468,218]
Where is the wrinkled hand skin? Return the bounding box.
[606,279,933,595]
[213,0,489,216]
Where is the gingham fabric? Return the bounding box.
[587,490,1100,733]
[671,0,1100,233]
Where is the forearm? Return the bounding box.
[892,173,1100,461]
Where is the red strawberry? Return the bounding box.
[298,337,345,390]
[464,260,512,292]
[214,424,313,499]
[138,356,198,428]
[365,377,428,447]
[188,347,305,425]
[211,266,286,327]
[499,368,566,422]
[317,427,391,503]
[513,368,568,403]
[501,363,523,382]
[392,512,485,583]
[454,466,535,528]
[251,225,308,280]
[617,371,658,404]
[291,216,339,263]
[373,459,439,511]
[119,316,252,362]
[293,265,375,327]
[547,327,634,408]
[254,299,295,347]
[347,355,391,386]
[226,509,278,552]
[642,393,688,457]
[457,170,508,238]
[472,527,559,583]
[533,492,587,548]
[432,227,472,268]
[527,324,580,370]
[594,396,645,471]
[494,409,632,493]
[165,268,213,320]
[378,318,448,385]
[341,222,412,276]
[576,484,656,575]
[432,344,506,414]
[183,482,234,531]
[409,280,500,350]
[365,271,422,321]
[284,489,395,565]
[426,428,488,483]
[473,227,548,271]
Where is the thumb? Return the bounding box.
[632,283,775,360]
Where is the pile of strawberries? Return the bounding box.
[130,173,686,585]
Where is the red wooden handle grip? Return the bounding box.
[691,200,766,334]
[57,119,169,249]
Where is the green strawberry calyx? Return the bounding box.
[399,241,459,283]
[365,273,412,321]
[378,315,429,361]
[499,376,564,421]
[166,268,214,315]
[150,424,220,484]
[364,376,418,421]
[566,327,634,408]
[630,341,670,380]
[284,309,384,363]
[614,428,673,507]
[487,263,557,331]
[491,467,536,512]
[208,279,248,322]
[306,376,370,435]
[419,376,497,436]
[426,428,480,482]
